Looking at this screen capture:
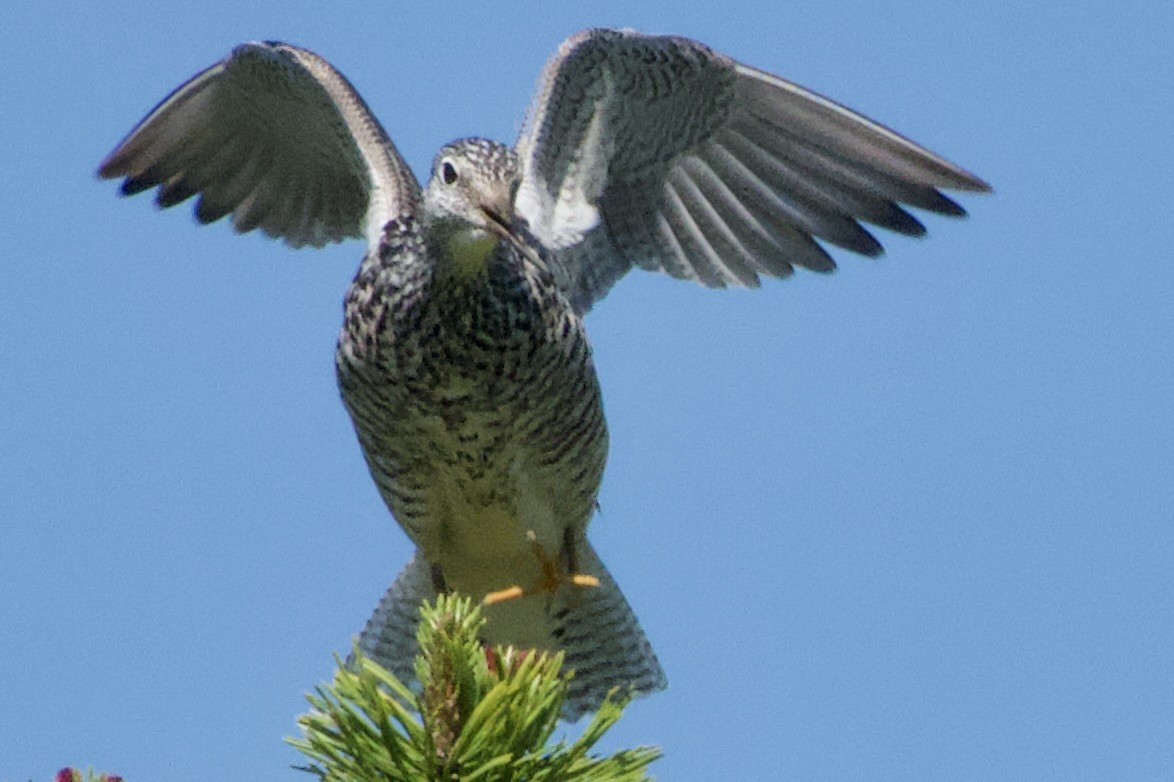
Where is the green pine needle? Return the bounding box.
[289,594,661,781]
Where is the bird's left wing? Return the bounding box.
[514,29,990,314]
[99,42,420,251]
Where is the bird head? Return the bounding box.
[423,138,520,272]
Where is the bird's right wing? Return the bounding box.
[99,42,420,251]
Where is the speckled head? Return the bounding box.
[424,138,518,231]
[422,138,520,273]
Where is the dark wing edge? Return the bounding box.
[514,29,990,314]
[98,42,420,251]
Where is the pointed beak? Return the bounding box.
[480,206,514,241]
[480,202,545,268]
[477,177,516,241]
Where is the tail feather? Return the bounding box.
[355,545,666,721]
[554,543,667,720]
[355,552,436,687]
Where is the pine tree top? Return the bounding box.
[290,594,661,782]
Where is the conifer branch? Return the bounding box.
[290,594,661,781]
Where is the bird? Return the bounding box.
[98,27,989,719]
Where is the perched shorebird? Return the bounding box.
[99,28,989,718]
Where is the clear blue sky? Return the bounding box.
[3,1,1171,780]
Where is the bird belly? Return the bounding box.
[414,439,575,650]
[422,455,562,594]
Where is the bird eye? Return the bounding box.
[441,159,458,185]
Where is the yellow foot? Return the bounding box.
[531,530,600,594]
[480,533,601,606]
[482,585,525,606]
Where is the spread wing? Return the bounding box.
[514,29,991,313]
[98,41,419,251]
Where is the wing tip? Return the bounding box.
[95,161,118,181]
[96,148,133,182]
[950,170,994,194]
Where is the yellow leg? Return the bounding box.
[482,585,525,606]
[571,574,600,588]
[479,531,599,607]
